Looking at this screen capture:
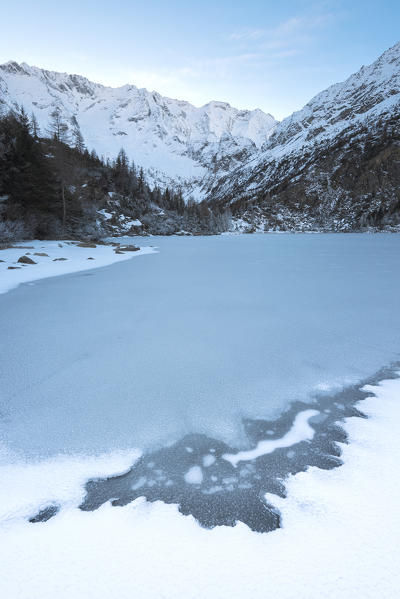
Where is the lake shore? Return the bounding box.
[0,240,157,295]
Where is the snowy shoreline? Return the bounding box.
[0,240,157,295]
[1,371,399,597]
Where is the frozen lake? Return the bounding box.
[1,233,400,460]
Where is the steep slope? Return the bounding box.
[0,62,276,198]
[207,42,400,231]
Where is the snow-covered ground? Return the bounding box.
[0,374,399,598]
[0,240,156,295]
[1,233,400,597]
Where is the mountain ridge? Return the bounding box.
[205,41,400,231]
[0,61,277,198]
[1,42,400,234]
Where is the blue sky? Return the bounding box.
[1,0,399,119]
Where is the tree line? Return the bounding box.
[0,106,231,241]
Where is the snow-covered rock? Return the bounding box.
[207,41,400,231]
[0,62,277,198]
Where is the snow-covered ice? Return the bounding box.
[1,233,400,597]
[0,374,399,598]
[1,233,400,457]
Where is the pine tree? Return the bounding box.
[71,115,85,153]
[0,111,58,235]
[17,106,30,131]
[47,107,70,231]
[31,112,40,138]
[138,167,145,194]
[113,149,131,195]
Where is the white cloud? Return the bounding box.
[229,30,266,42]
[117,53,265,97]
[230,13,335,56]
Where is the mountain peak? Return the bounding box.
[205,40,400,232]
[0,61,277,197]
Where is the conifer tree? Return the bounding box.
[47,107,70,231]
[31,112,40,138]
[71,116,85,153]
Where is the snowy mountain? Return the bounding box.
[0,62,277,198]
[207,41,400,231]
[1,43,399,233]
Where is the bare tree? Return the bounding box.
[47,106,69,142]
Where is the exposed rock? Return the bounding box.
[76,242,97,248]
[7,266,21,269]
[53,257,68,261]
[87,257,94,260]
[117,245,139,252]
[0,245,35,250]
[207,42,400,231]
[34,252,49,257]
[17,255,36,264]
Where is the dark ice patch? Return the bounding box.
[29,365,399,533]
[29,504,60,523]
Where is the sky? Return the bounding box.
[0,0,399,120]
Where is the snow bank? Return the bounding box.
[0,449,141,523]
[1,374,399,598]
[0,240,156,295]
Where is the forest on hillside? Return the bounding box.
[0,107,231,241]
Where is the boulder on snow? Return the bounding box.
[34,252,49,257]
[76,242,97,248]
[18,255,36,264]
[117,245,139,252]
[53,257,68,261]
[8,266,21,269]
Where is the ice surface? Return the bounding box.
[222,409,319,467]
[1,233,400,459]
